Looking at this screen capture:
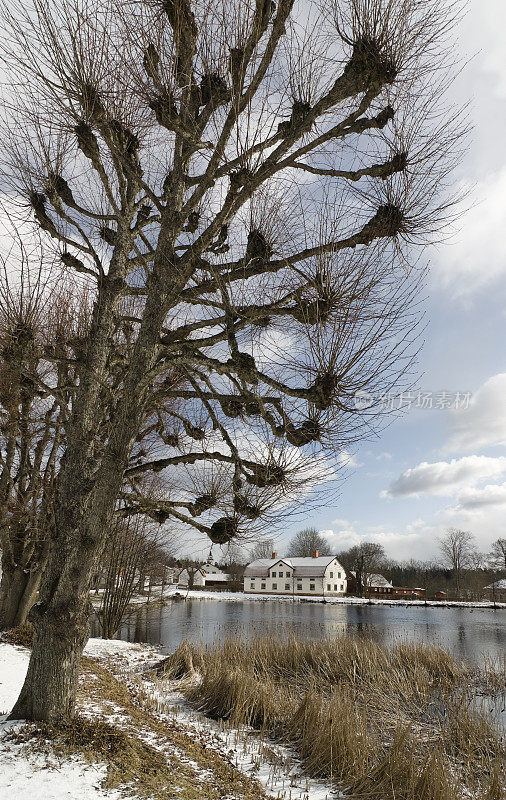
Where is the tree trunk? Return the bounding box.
[8,481,115,721]
[356,556,364,597]
[9,598,91,721]
[9,269,171,721]
[0,562,43,629]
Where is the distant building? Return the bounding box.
[434,591,448,600]
[243,551,347,597]
[347,572,426,599]
[482,579,506,602]
[391,586,426,599]
[347,571,393,596]
[178,562,231,589]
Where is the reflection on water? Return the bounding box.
[90,598,506,665]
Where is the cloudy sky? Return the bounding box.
[273,0,506,563]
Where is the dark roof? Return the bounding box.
[244,556,343,578]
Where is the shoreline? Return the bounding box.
[2,632,504,799]
[167,588,506,609]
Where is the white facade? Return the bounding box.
[178,563,230,588]
[243,556,347,596]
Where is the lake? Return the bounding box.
[90,596,506,665]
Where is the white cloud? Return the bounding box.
[455,481,506,510]
[384,455,506,498]
[431,168,506,294]
[469,2,506,99]
[437,500,506,555]
[337,450,359,468]
[322,519,440,561]
[446,373,506,452]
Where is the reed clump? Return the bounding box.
[160,635,505,800]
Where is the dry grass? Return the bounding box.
[76,656,271,800]
[160,636,506,800]
[4,648,272,800]
[2,622,34,648]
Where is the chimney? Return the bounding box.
[271,552,277,559]
[312,550,319,558]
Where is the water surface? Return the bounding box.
[91,597,505,665]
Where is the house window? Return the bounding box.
[279,571,283,577]
[261,583,266,589]
[330,571,333,578]
[334,584,337,591]
[250,581,255,588]
[272,583,277,590]
[327,584,331,591]
[338,572,341,578]
[285,583,290,590]
[297,583,302,591]
[340,583,344,591]
[286,571,291,577]
[272,571,276,577]
[310,584,315,591]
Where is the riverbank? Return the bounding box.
[162,636,505,800]
[168,587,506,609]
[1,631,504,800]
[0,633,335,800]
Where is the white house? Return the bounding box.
[178,562,231,589]
[243,551,347,597]
[349,571,393,594]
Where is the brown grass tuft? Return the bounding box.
[2,622,33,648]
[163,635,505,800]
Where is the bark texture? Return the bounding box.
[9,599,90,721]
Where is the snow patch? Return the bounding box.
[0,740,125,800]
[0,642,29,715]
[177,590,506,609]
[0,642,126,800]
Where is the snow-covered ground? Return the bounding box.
[0,641,126,800]
[0,641,29,714]
[0,637,339,800]
[86,638,338,799]
[90,583,506,610]
[143,678,338,800]
[90,585,177,608]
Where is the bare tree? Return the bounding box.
[488,538,506,571]
[0,256,180,628]
[177,557,201,589]
[438,528,477,596]
[337,541,385,595]
[0,258,88,628]
[286,527,331,557]
[218,541,247,588]
[249,537,277,560]
[98,515,167,639]
[0,0,464,721]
